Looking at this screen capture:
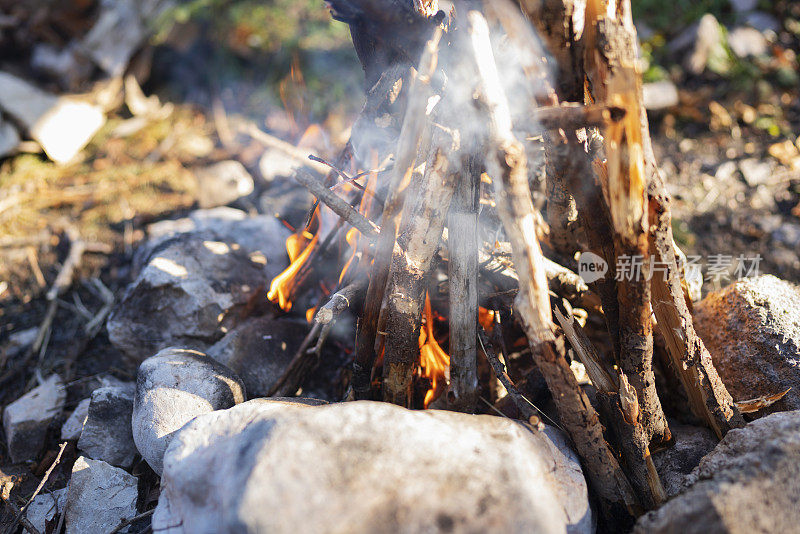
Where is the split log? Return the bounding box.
[580,0,670,446]
[468,10,639,520]
[352,28,443,399]
[648,181,745,437]
[382,135,458,406]
[446,155,480,412]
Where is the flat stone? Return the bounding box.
[132,348,246,475]
[65,456,138,534]
[3,375,66,463]
[206,316,309,397]
[194,160,255,209]
[694,275,800,414]
[0,72,104,164]
[60,398,91,441]
[154,400,593,534]
[635,411,800,533]
[77,384,137,467]
[26,488,66,534]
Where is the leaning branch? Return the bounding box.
[294,169,380,237]
[468,10,639,519]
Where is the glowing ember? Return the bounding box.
[306,306,317,323]
[478,307,496,331]
[419,293,450,408]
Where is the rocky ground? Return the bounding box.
[1,1,800,533]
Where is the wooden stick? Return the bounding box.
[352,27,442,399]
[294,169,380,237]
[315,278,368,325]
[241,123,331,175]
[533,103,626,129]
[478,324,540,424]
[555,306,666,509]
[382,139,457,406]
[446,155,480,412]
[468,10,639,519]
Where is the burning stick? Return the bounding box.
[468,10,640,518]
[352,27,443,399]
[382,138,458,407]
[446,155,480,412]
[294,169,380,237]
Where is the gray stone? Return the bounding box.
[727,27,769,58]
[132,348,246,475]
[3,327,37,360]
[3,375,66,463]
[65,456,138,534]
[643,80,679,110]
[142,207,290,281]
[635,411,800,533]
[78,384,137,467]
[728,0,757,12]
[195,160,255,209]
[772,222,800,248]
[81,0,171,76]
[154,400,593,534]
[694,275,800,415]
[652,424,718,497]
[0,116,19,158]
[744,12,780,33]
[0,72,104,164]
[107,231,270,362]
[60,398,91,441]
[26,488,66,534]
[206,316,309,397]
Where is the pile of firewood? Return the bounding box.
[266,0,747,527]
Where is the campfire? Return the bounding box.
[245,0,762,522]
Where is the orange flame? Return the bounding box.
[478,307,496,331]
[268,232,318,311]
[419,293,450,408]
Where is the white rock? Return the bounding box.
[643,80,679,110]
[0,72,104,164]
[195,160,255,208]
[65,456,138,534]
[132,348,246,475]
[728,26,769,58]
[729,0,757,12]
[258,147,302,183]
[78,384,137,467]
[0,116,20,158]
[26,488,66,534]
[3,327,37,360]
[61,398,91,441]
[3,375,66,463]
[154,400,593,534]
